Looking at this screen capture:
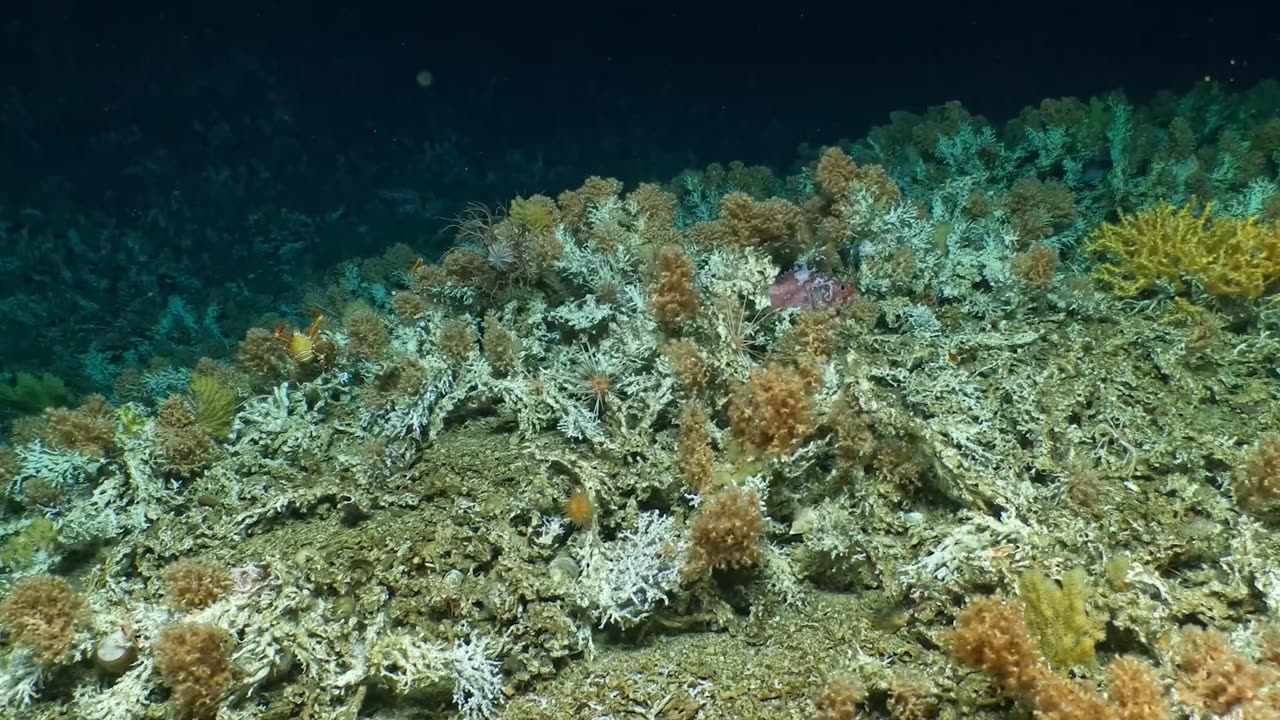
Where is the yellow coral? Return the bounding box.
[1018,568,1105,671]
[507,194,557,233]
[1086,200,1280,300]
[188,375,236,441]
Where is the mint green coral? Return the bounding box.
[0,371,68,414]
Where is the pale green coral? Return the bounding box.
[0,517,59,569]
[0,371,67,414]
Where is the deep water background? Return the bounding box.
[0,0,1277,387]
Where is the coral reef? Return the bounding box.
[5,79,1280,720]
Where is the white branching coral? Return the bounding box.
[572,511,687,628]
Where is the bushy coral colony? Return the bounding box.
[5,80,1280,719]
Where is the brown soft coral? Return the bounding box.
[1,574,82,663]
[162,559,234,611]
[154,396,219,479]
[1002,177,1077,244]
[344,306,390,359]
[949,596,1045,696]
[718,192,803,248]
[685,486,765,578]
[1175,628,1280,719]
[648,245,700,324]
[676,402,714,493]
[155,622,234,718]
[727,361,816,458]
[626,182,680,246]
[949,595,1174,720]
[815,146,902,209]
[1235,434,1280,515]
[663,339,708,395]
[37,396,118,458]
[236,327,289,381]
[557,176,624,232]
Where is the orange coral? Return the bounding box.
[949,596,1045,696]
[727,362,816,458]
[1175,627,1280,719]
[1,574,82,663]
[685,486,764,577]
[155,622,234,718]
[718,192,803,248]
[162,559,234,611]
[1235,433,1280,515]
[676,402,714,493]
[649,245,701,324]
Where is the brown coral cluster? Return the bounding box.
[155,395,219,479]
[648,245,701,324]
[344,305,390,359]
[948,595,1181,720]
[779,306,838,361]
[676,401,714,493]
[235,327,289,381]
[391,289,429,325]
[814,146,902,210]
[155,622,235,718]
[1,574,82,663]
[162,559,234,611]
[439,317,478,367]
[1011,244,1060,292]
[481,312,521,377]
[949,596,1045,696]
[1003,177,1077,243]
[1175,627,1280,719]
[557,176,624,232]
[727,361,816,458]
[1236,433,1280,515]
[718,192,803,248]
[626,182,680,246]
[685,486,765,578]
[814,673,864,720]
[14,395,119,458]
[663,339,708,395]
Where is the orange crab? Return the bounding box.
[274,310,326,364]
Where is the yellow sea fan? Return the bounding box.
[1086,200,1280,300]
[1018,567,1105,671]
[188,375,236,441]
